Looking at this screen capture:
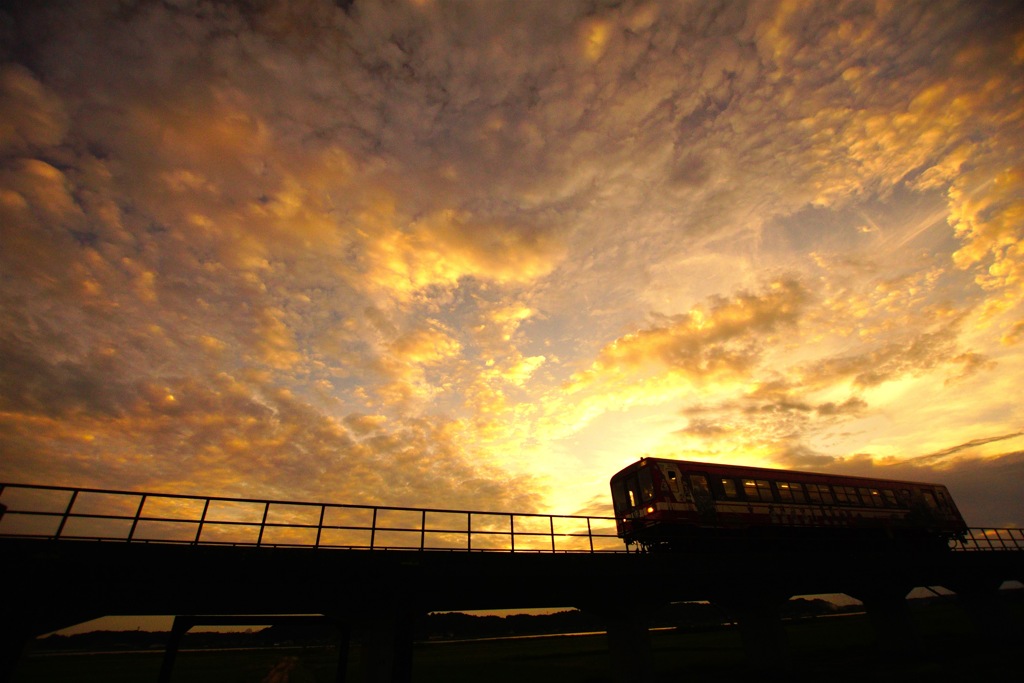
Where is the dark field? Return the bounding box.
[12,597,1021,683]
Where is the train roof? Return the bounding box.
[611,456,949,489]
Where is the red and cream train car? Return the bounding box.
[610,457,967,551]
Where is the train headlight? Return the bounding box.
[646,506,655,514]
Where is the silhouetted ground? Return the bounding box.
[13,592,1022,682]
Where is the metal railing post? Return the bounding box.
[127,494,147,542]
[467,512,472,551]
[587,517,594,553]
[194,499,210,545]
[315,504,325,549]
[54,490,79,540]
[420,509,426,551]
[257,501,270,547]
[549,515,555,552]
[510,515,515,553]
[370,508,378,550]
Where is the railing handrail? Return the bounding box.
[0,481,607,521]
[2,482,1020,553]
[0,482,625,553]
[951,527,1024,552]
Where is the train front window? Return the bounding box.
[622,475,640,510]
[639,467,655,502]
[612,481,630,515]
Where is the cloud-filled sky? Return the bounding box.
[2,0,1023,527]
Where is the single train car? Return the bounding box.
[610,457,967,551]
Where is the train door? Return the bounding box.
[689,473,716,524]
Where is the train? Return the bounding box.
[610,457,968,552]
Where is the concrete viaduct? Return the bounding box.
[1,483,1021,682]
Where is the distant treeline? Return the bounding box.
[32,598,854,653]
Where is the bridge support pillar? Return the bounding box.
[604,609,654,682]
[713,592,791,674]
[0,606,101,683]
[578,600,659,683]
[157,617,190,683]
[950,581,1022,645]
[853,585,920,655]
[0,618,33,683]
[333,622,351,683]
[353,607,417,683]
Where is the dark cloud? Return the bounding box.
[798,319,973,389]
[907,432,1024,465]
[822,451,1024,529]
[815,397,867,416]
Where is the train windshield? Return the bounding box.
[611,479,631,514]
[611,465,654,514]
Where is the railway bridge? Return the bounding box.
[2,483,1022,683]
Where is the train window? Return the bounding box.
[743,479,774,502]
[897,489,911,507]
[720,478,739,498]
[639,468,655,502]
[806,484,834,505]
[859,488,884,508]
[835,486,860,505]
[922,490,938,509]
[690,475,711,499]
[777,482,793,502]
[777,482,806,503]
[792,483,807,503]
[882,489,899,507]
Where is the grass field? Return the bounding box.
[12,598,1021,683]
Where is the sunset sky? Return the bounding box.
[2,0,1023,528]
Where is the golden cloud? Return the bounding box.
[572,279,807,386]
[361,209,564,300]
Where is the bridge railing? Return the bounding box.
[0,483,626,553]
[951,527,1024,552]
[3,483,1019,553]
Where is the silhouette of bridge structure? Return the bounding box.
[2,482,1022,683]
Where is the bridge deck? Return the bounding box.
[2,483,1022,683]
